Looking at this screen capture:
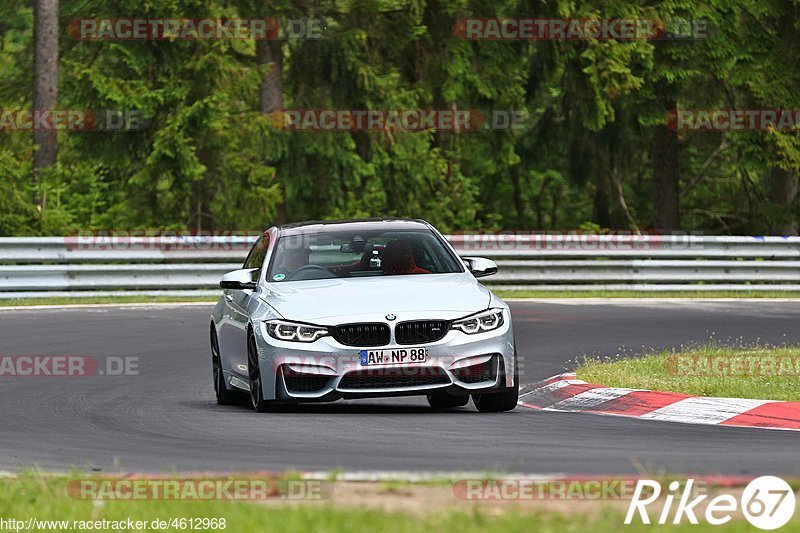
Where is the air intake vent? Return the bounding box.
[338,367,450,390]
[283,368,331,394]
[453,356,497,384]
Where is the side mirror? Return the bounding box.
[463,257,498,278]
[220,268,258,290]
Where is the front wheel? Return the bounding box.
[247,333,273,412]
[472,383,519,413]
[473,351,519,413]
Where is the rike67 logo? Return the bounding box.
[625,476,796,530]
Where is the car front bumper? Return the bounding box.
[240,314,516,401]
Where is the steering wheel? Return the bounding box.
[286,265,336,281]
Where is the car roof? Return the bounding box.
[277,218,432,237]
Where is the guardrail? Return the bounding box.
[1,235,800,297]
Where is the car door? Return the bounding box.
[219,235,269,378]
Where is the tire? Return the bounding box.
[247,331,273,413]
[211,326,241,406]
[426,392,470,409]
[472,384,519,413]
[472,348,519,413]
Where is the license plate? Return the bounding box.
[359,348,428,366]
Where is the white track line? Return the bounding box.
[640,397,775,425]
[548,387,639,411]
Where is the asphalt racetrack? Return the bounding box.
[1,300,798,475]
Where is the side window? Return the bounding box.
[243,235,270,275]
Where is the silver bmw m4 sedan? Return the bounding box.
[210,219,518,412]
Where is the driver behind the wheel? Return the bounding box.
[275,246,310,278]
[382,239,431,275]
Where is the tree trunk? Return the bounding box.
[32,0,59,209]
[194,146,213,233]
[550,186,559,229]
[651,104,680,230]
[769,166,798,235]
[612,172,640,233]
[510,170,525,226]
[257,39,287,224]
[257,40,283,114]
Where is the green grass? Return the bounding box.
[0,473,791,533]
[577,343,800,402]
[495,289,800,299]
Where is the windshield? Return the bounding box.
[267,229,463,282]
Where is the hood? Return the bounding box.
[260,273,491,324]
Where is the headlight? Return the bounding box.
[451,308,504,334]
[266,320,329,342]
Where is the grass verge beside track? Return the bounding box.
[0,473,790,532]
[577,344,800,402]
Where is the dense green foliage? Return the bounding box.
[1,0,799,235]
